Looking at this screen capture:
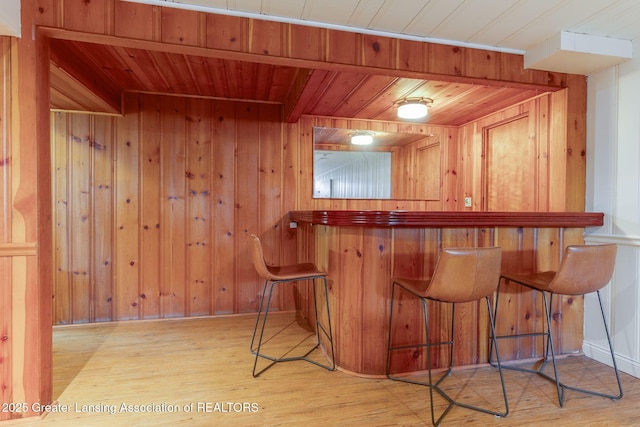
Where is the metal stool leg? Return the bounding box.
[252,276,335,377]
[540,291,623,405]
[250,279,269,355]
[387,282,508,426]
[490,278,623,407]
[313,277,335,370]
[252,280,278,377]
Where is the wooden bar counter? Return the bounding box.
[290,210,604,377]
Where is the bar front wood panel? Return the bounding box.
[300,222,587,376]
[50,93,295,324]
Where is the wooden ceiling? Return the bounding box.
[49,38,548,126]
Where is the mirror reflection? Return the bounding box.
[313,127,441,200]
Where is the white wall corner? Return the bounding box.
[524,31,632,75]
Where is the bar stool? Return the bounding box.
[490,244,623,406]
[386,247,508,426]
[249,234,335,377]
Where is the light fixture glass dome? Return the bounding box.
[350,132,374,145]
[396,97,433,120]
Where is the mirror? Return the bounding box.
[313,127,441,200]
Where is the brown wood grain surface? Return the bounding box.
[3,0,589,420]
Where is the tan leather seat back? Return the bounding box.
[550,244,617,295]
[250,234,274,280]
[426,247,502,303]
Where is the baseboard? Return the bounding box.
[583,341,640,379]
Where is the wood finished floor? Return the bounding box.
[10,313,640,426]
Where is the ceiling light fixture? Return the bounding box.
[350,131,374,146]
[396,97,433,120]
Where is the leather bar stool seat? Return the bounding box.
[249,234,335,377]
[490,244,623,406]
[386,247,508,426]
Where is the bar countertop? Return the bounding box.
[289,210,604,228]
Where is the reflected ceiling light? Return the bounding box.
[396,97,433,120]
[350,131,374,146]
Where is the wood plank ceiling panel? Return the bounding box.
[49,37,547,125]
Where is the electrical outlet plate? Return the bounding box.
[464,197,472,207]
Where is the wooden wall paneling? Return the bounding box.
[161,96,187,317]
[536,96,551,211]
[326,30,361,67]
[205,13,249,53]
[139,93,162,319]
[211,100,236,314]
[362,34,394,69]
[335,227,365,373]
[253,105,286,309]
[442,128,458,210]
[0,37,12,418]
[63,0,107,34]
[69,114,92,323]
[462,123,481,210]
[322,225,340,364]
[485,114,536,211]
[113,0,156,41]
[298,117,315,210]
[0,254,11,420]
[428,43,464,78]
[91,115,115,322]
[10,10,53,414]
[465,49,501,80]
[235,103,261,313]
[38,27,55,413]
[52,112,71,324]
[11,2,590,419]
[186,97,212,316]
[282,122,299,261]
[476,227,496,363]
[250,19,284,58]
[387,228,426,374]
[288,24,326,62]
[495,227,539,360]
[421,229,443,369]
[535,227,563,352]
[361,227,392,374]
[549,88,569,211]
[395,38,426,73]
[561,78,587,211]
[161,6,200,46]
[519,227,542,358]
[0,38,10,244]
[114,101,141,320]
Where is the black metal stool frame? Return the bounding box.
[489,276,623,406]
[250,274,335,377]
[386,280,509,426]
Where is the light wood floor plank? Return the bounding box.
[8,313,639,426]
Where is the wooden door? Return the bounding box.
[415,142,440,200]
[484,115,536,211]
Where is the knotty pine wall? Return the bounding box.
[51,93,300,324]
[5,0,587,419]
[292,93,587,374]
[52,91,566,326]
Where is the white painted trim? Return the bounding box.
[584,233,640,247]
[583,342,640,378]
